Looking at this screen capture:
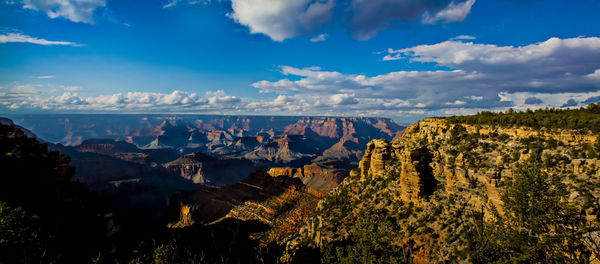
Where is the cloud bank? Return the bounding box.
[3,37,599,121]
[252,36,600,116]
[0,88,241,112]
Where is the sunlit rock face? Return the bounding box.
[268,162,348,191]
[287,117,600,263]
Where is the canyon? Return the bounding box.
[2,107,599,263]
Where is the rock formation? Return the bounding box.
[286,116,600,263]
[164,152,255,185]
[267,163,348,190]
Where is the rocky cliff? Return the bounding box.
[164,152,256,185]
[267,162,348,190]
[169,170,327,245]
[286,116,600,263]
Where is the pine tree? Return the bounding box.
[486,162,590,263]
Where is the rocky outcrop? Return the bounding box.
[358,139,391,180]
[354,118,599,206]
[171,170,320,225]
[314,138,363,163]
[267,163,348,190]
[164,152,255,185]
[398,146,436,202]
[287,116,600,263]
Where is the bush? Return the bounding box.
[445,103,600,132]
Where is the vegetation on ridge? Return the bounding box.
[445,103,600,132]
[286,106,600,263]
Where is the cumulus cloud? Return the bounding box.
[250,37,600,118]
[36,75,55,79]
[22,0,106,23]
[225,0,475,41]
[5,36,600,121]
[384,37,600,91]
[385,37,600,70]
[205,90,241,105]
[0,33,81,46]
[445,100,467,106]
[330,93,358,105]
[228,0,335,42]
[0,86,242,112]
[588,69,600,80]
[498,90,600,110]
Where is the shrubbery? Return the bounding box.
[446,103,600,132]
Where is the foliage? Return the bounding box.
[321,208,408,264]
[485,162,590,263]
[0,201,50,263]
[445,103,600,132]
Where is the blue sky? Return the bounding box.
[1,0,600,122]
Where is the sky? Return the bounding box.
[0,0,599,122]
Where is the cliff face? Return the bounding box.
[169,170,326,244]
[164,152,256,185]
[352,118,599,207]
[283,117,401,140]
[267,163,348,191]
[288,117,600,262]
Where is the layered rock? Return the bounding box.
[358,139,391,180]
[267,163,348,190]
[287,117,600,263]
[170,170,322,226]
[164,152,255,185]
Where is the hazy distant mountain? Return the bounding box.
[9,115,407,165]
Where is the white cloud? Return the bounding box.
[205,90,242,105]
[4,37,599,121]
[0,86,242,112]
[310,33,327,42]
[386,37,600,69]
[36,75,55,79]
[251,37,600,116]
[0,33,81,46]
[228,0,335,42]
[498,90,600,110]
[22,0,106,23]
[445,100,467,106]
[330,93,358,105]
[422,0,476,24]
[587,69,600,80]
[225,0,475,41]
